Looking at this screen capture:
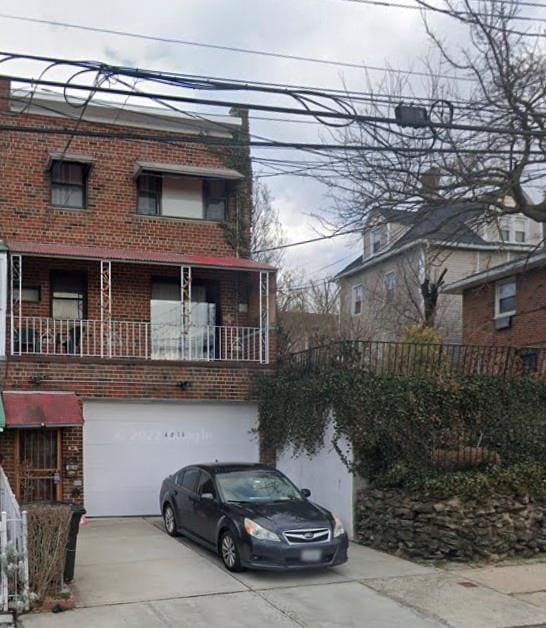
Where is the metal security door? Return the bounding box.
[17,429,62,503]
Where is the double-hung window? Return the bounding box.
[371,227,383,254]
[352,284,364,316]
[495,280,516,318]
[50,162,88,209]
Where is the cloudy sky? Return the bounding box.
[0,1,540,280]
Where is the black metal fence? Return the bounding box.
[283,341,546,377]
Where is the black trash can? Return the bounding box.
[64,504,86,583]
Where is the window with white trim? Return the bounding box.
[495,280,516,318]
[371,227,384,254]
[498,216,527,243]
[352,284,364,316]
[384,271,396,298]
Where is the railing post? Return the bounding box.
[10,254,22,356]
[0,511,7,612]
[180,266,192,361]
[259,271,270,364]
[100,260,112,358]
[21,510,29,612]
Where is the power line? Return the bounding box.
[5,74,546,140]
[330,0,546,22]
[0,13,476,82]
[1,121,544,155]
[253,228,369,254]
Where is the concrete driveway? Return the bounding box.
[20,518,546,628]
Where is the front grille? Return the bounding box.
[283,528,331,544]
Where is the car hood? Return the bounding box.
[227,499,332,531]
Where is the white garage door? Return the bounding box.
[83,400,259,516]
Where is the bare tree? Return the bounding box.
[321,1,545,230]
[251,179,286,268]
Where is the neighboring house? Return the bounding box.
[278,310,339,354]
[337,200,544,343]
[445,250,546,348]
[0,79,276,516]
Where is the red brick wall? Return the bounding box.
[19,258,257,327]
[462,266,546,346]
[0,100,251,257]
[5,358,271,401]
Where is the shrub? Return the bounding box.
[26,504,71,604]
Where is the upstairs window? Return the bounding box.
[137,174,229,221]
[371,226,384,254]
[495,280,516,318]
[352,284,364,316]
[499,216,527,243]
[50,161,88,209]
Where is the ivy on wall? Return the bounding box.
[256,367,546,496]
[209,111,253,257]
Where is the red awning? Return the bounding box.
[6,240,276,272]
[2,392,83,428]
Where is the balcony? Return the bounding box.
[12,317,264,362]
[5,242,276,365]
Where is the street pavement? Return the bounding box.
[19,518,546,628]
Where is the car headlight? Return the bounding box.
[333,514,345,538]
[244,518,281,542]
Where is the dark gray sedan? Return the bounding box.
[159,462,349,572]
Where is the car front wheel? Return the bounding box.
[163,504,179,537]
[220,531,244,572]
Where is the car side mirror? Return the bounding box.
[201,492,215,501]
[301,488,311,498]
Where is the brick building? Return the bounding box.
[445,250,546,348]
[0,79,276,515]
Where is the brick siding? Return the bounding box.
[462,265,546,346]
[0,81,278,501]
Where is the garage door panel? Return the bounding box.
[83,401,259,517]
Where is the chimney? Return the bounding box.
[0,77,11,113]
[420,167,442,199]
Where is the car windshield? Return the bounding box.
[216,470,302,503]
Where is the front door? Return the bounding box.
[17,429,62,503]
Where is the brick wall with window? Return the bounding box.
[462,265,546,346]
[0,102,251,257]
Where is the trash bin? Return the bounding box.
[64,504,86,583]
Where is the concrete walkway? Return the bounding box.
[19,518,546,628]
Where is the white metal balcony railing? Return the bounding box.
[11,317,266,363]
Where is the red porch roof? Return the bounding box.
[2,391,83,428]
[6,240,275,272]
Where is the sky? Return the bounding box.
[0,0,542,282]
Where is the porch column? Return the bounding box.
[10,254,22,356]
[180,266,192,360]
[259,271,270,364]
[100,260,112,358]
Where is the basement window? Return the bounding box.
[137,173,229,221]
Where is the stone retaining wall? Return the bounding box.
[356,488,546,561]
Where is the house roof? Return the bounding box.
[444,249,546,294]
[337,200,524,280]
[6,240,275,272]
